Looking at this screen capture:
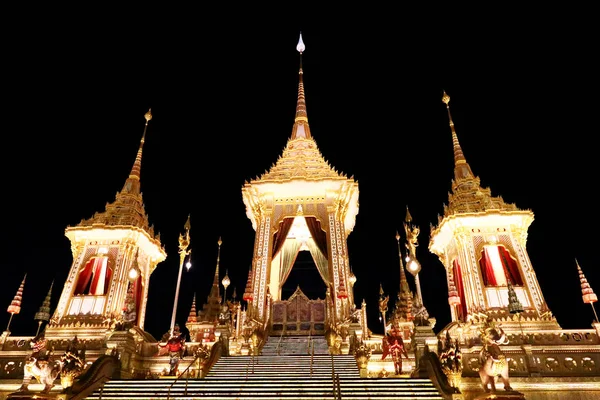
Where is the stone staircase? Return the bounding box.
[86,335,443,399]
[261,334,331,356]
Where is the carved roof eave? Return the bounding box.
[257,138,343,181]
[429,208,534,257]
[241,177,359,233]
[64,225,167,265]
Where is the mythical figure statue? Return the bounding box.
[118,287,137,331]
[381,326,409,375]
[478,319,512,392]
[18,331,63,393]
[438,330,462,388]
[411,293,430,326]
[60,336,86,387]
[218,302,231,325]
[158,324,186,376]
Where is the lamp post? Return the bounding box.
[378,284,389,333]
[222,270,230,304]
[406,255,423,305]
[404,207,423,305]
[170,215,192,335]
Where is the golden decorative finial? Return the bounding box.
[178,216,191,253]
[296,32,305,54]
[144,108,152,123]
[442,90,450,105]
[405,206,413,223]
[218,236,222,247]
[395,230,400,241]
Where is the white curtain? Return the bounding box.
[307,238,329,283]
[279,239,302,286]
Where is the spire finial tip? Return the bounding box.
[442,90,450,105]
[296,32,305,54]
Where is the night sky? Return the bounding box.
[1,17,597,341]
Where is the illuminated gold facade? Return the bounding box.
[1,36,600,400]
[241,40,359,335]
[426,92,600,399]
[45,109,166,344]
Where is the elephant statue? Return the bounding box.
[478,320,513,392]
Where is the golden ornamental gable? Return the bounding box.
[258,138,343,182]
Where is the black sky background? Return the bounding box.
[1,15,598,341]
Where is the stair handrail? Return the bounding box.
[332,372,342,399]
[310,338,314,378]
[245,350,256,380]
[166,341,223,400]
[276,329,284,356]
[167,353,201,399]
[331,354,336,398]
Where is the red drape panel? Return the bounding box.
[103,267,112,295]
[133,277,143,325]
[498,246,523,286]
[75,256,112,295]
[272,218,294,257]
[453,260,467,322]
[305,217,328,260]
[74,261,93,295]
[479,248,497,286]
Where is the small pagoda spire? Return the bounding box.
[34,280,53,336]
[243,265,254,302]
[206,237,223,306]
[187,293,197,324]
[577,259,599,323]
[6,274,26,332]
[291,32,312,140]
[442,91,475,180]
[213,237,223,286]
[395,230,413,321]
[121,108,152,194]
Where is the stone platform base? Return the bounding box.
[473,390,526,400]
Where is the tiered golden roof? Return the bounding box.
[249,46,347,184]
[69,109,160,242]
[438,92,521,221]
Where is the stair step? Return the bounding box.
[86,344,442,399]
[88,378,443,399]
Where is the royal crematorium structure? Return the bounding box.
[0,35,599,400]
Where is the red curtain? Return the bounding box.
[453,260,467,322]
[74,260,93,295]
[498,246,523,286]
[272,218,294,257]
[479,248,497,286]
[74,256,112,295]
[133,277,143,325]
[305,217,328,259]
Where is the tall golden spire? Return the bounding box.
[121,108,152,194]
[442,92,474,181]
[290,32,312,140]
[395,230,413,321]
[209,237,223,299]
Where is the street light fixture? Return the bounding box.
[222,270,230,304]
[128,266,139,281]
[404,206,423,306]
[170,214,192,335]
